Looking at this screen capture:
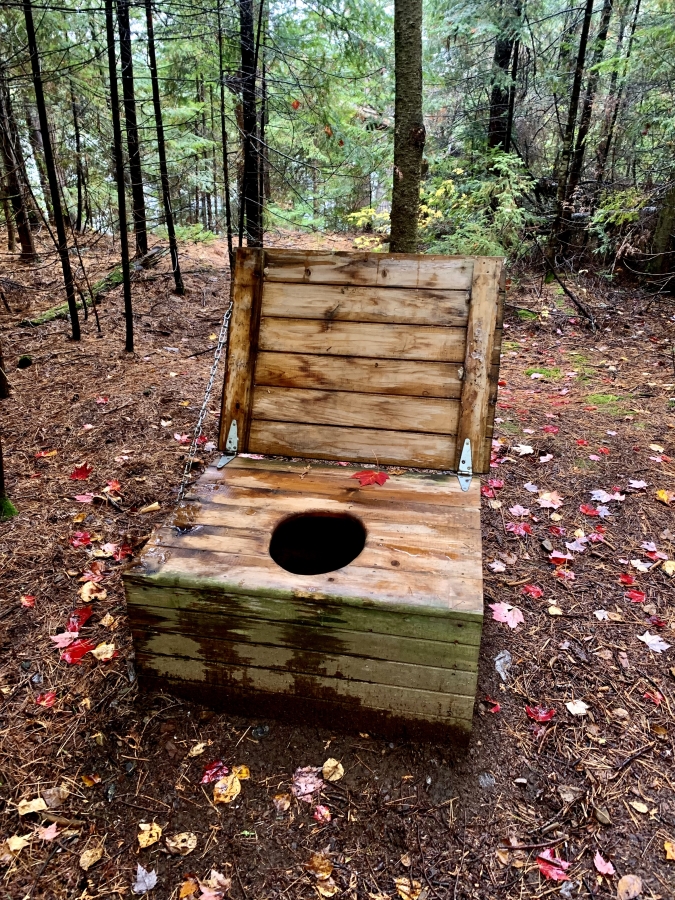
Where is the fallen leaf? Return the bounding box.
[617,874,642,900]
[51,632,78,649]
[656,489,675,505]
[35,449,58,458]
[42,784,69,808]
[522,584,543,599]
[166,832,197,856]
[17,797,47,816]
[663,560,675,577]
[187,741,206,758]
[89,642,116,661]
[313,804,332,824]
[37,823,59,841]
[316,878,340,897]
[306,851,333,879]
[638,631,671,653]
[536,848,570,882]
[664,840,675,860]
[351,470,389,487]
[138,822,162,848]
[513,444,533,456]
[201,760,228,784]
[81,773,101,787]
[78,582,107,603]
[489,560,506,572]
[20,594,36,608]
[322,758,344,782]
[548,605,563,616]
[70,463,93,480]
[68,605,93,632]
[70,531,92,548]
[5,834,30,854]
[625,590,646,603]
[537,491,564,509]
[593,851,615,876]
[292,766,323,801]
[629,800,649,814]
[179,878,199,898]
[273,793,291,814]
[526,705,555,722]
[80,846,103,871]
[394,876,422,900]
[133,863,158,894]
[35,691,57,708]
[213,773,241,804]
[509,504,530,517]
[138,501,160,514]
[566,700,589,716]
[490,602,524,629]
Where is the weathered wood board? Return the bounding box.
[126,248,505,740]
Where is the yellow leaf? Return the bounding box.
[100,613,115,627]
[656,489,675,506]
[78,582,107,603]
[166,832,197,856]
[649,444,665,453]
[629,800,648,814]
[213,773,241,804]
[138,501,161,514]
[395,876,422,900]
[306,852,333,880]
[80,846,103,871]
[322,758,344,782]
[665,840,675,860]
[73,512,87,523]
[6,834,30,854]
[316,878,340,897]
[548,605,563,616]
[232,764,250,780]
[17,797,47,816]
[138,822,162,848]
[187,742,206,758]
[180,878,199,898]
[90,642,116,661]
[663,560,675,577]
[209,333,218,341]
[81,773,101,787]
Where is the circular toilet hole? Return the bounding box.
[269,512,366,575]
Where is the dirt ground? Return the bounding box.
[0,229,674,900]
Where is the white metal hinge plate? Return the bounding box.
[457,438,472,492]
[217,420,238,468]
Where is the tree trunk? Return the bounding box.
[548,0,595,259]
[0,64,36,260]
[487,3,521,152]
[0,336,9,398]
[218,0,235,269]
[505,39,520,153]
[239,0,262,247]
[145,0,184,294]
[0,155,16,252]
[0,433,18,520]
[106,0,134,351]
[565,0,614,201]
[71,81,84,231]
[26,105,53,223]
[117,0,148,257]
[651,177,675,274]
[23,0,81,339]
[389,0,425,253]
[595,0,641,186]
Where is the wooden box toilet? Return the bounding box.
[123,249,504,740]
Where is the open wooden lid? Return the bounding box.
[219,248,504,474]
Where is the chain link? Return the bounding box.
[177,301,233,501]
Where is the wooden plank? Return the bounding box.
[130,604,480,670]
[258,318,466,362]
[261,282,470,325]
[263,249,474,290]
[135,630,478,695]
[254,352,463,399]
[218,247,264,451]
[456,257,502,473]
[251,387,460,435]
[134,651,476,722]
[125,581,483,644]
[248,420,457,469]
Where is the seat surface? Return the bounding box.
[128,456,483,619]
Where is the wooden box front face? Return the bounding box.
[220,249,504,473]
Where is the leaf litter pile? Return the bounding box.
[1,238,674,899]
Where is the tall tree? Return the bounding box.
[70,81,85,232]
[144,0,184,295]
[22,0,81,339]
[0,434,17,521]
[106,0,134,352]
[548,0,595,259]
[487,2,521,151]
[25,106,53,223]
[0,64,36,260]
[0,155,16,252]
[217,0,234,268]
[239,0,262,246]
[565,0,614,201]
[117,0,148,257]
[389,0,425,253]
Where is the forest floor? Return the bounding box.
[0,229,674,900]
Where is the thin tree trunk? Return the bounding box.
[0,433,18,519]
[117,0,148,257]
[144,0,184,294]
[70,81,84,232]
[595,0,641,186]
[0,337,9,399]
[565,0,614,201]
[548,0,595,258]
[23,0,81,339]
[389,0,425,253]
[218,0,234,269]
[487,3,521,152]
[26,106,53,223]
[0,155,16,252]
[505,39,519,152]
[651,177,675,274]
[210,84,218,231]
[0,65,36,260]
[106,0,134,351]
[239,0,262,247]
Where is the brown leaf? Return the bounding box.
[617,874,642,900]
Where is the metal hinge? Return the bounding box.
[217,420,238,468]
[457,438,472,492]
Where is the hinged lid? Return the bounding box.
[219,248,504,474]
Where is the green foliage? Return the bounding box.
[525,366,561,380]
[590,189,648,255]
[0,497,18,521]
[154,224,217,244]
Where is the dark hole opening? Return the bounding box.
[269,512,366,575]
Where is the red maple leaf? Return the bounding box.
[200,760,229,784]
[20,595,36,608]
[70,463,93,481]
[95,396,108,404]
[597,447,610,455]
[485,696,501,713]
[113,543,133,561]
[619,573,635,585]
[106,480,122,493]
[522,584,544,598]
[35,691,57,708]
[643,690,663,705]
[575,439,589,446]
[351,470,389,487]
[548,525,566,536]
[488,478,504,489]
[505,522,533,536]
[481,485,495,498]
[526,705,556,722]
[648,615,667,628]
[60,639,97,665]
[67,606,93,633]
[537,849,570,882]
[543,426,559,434]
[579,504,600,516]
[70,531,91,548]
[625,590,646,603]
